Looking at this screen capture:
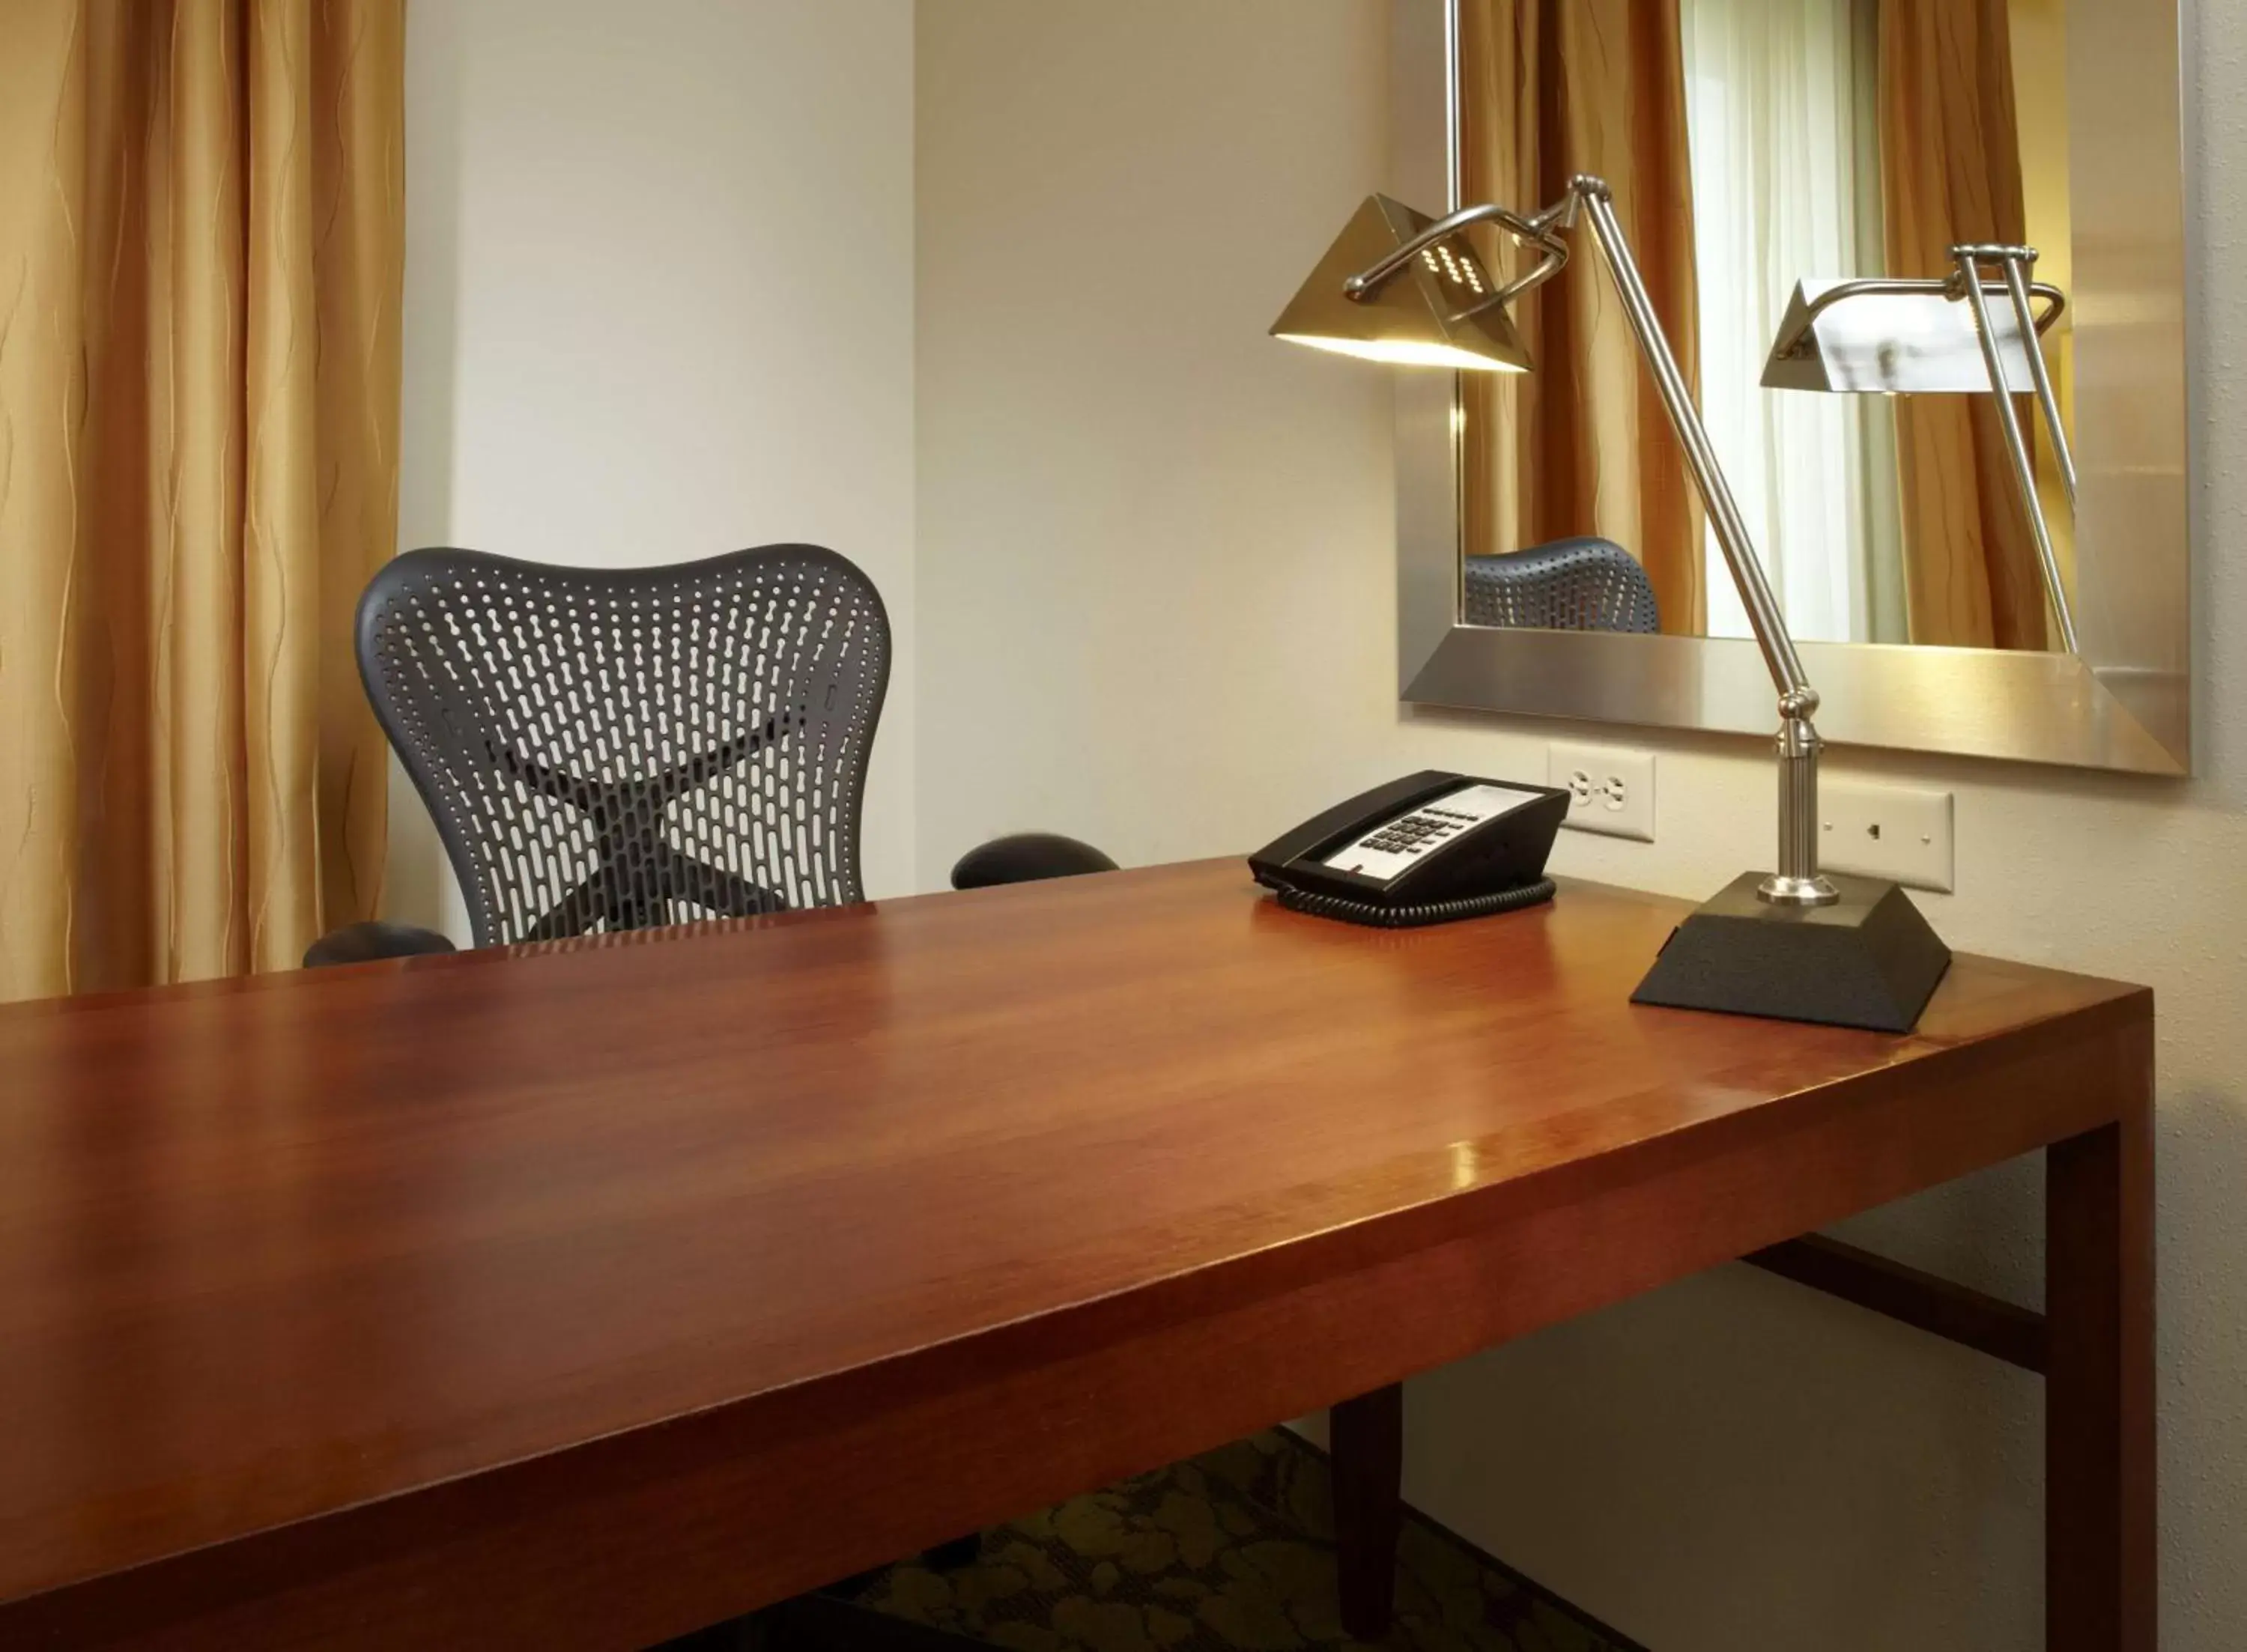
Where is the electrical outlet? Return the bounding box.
[1547,741,1655,842]
[1819,780,1954,892]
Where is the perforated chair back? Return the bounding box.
[359,544,889,948]
[1462,536,1661,633]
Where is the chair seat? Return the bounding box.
[950,833,1118,890]
[303,920,457,969]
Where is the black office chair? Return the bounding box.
[308,544,1113,967]
[1461,535,1661,633]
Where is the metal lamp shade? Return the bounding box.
[1762,279,2042,395]
[1270,195,1532,374]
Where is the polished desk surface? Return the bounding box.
[0,859,2150,1648]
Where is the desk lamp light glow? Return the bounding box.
[1272,177,1952,1032]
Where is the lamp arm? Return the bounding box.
[1562,175,1836,905]
[1952,244,2081,654]
[1562,178,1807,702]
[1983,255,2077,502]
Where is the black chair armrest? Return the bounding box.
[303,920,459,970]
[950,833,1118,890]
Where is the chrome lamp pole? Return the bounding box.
[1271,177,1953,1030]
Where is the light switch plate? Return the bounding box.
[1547,741,1655,842]
[1819,780,1955,892]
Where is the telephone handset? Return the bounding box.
[1249,771,1569,928]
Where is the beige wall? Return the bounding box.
[915,0,1404,881]
[391,0,919,934]
[915,1,2242,1648]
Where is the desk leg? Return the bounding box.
[2046,1108,2155,1652]
[1332,1381,1404,1640]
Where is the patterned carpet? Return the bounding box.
[837,1430,1643,1652]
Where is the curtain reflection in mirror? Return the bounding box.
[1457,0,1706,637]
[1880,0,2047,649]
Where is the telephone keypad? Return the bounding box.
[1320,783,1546,883]
[1365,809,1472,856]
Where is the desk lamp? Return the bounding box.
[1762,246,2078,651]
[1271,177,1950,1031]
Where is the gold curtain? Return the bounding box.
[1458,0,1705,635]
[1879,0,2046,649]
[0,0,404,1003]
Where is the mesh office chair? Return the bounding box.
[1461,535,1661,633]
[309,544,1112,966]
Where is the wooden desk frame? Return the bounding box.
[1335,1100,2156,1649]
[1785,1085,2156,1651]
[0,867,2153,1650]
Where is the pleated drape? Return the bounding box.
[1457,0,1706,636]
[0,0,404,1002]
[1879,0,2047,649]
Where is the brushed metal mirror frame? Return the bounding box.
[1390,0,2189,774]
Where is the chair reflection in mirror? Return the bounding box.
[1462,536,1661,634]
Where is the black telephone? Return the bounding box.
[1249,771,1569,928]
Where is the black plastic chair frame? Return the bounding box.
[309,544,1112,965]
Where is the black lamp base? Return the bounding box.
[1631,872,1951,1033]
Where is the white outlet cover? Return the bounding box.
[1819,780,1955,893]
[1547,741,1655,842]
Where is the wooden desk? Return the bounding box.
[0,861,2153,1651]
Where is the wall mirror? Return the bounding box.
[1389,0,2188,773]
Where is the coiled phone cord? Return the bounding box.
[1271,878,1556,929]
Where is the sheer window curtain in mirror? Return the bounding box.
[1458,0,1706,637]
[1682,0,1906,646]
[0,0,405,1003]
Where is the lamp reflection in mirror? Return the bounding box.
[1270,179,1953,1032]
[1762,246,2079,652]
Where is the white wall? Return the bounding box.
[915,2,2246,1648]
[391,0,919,933]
